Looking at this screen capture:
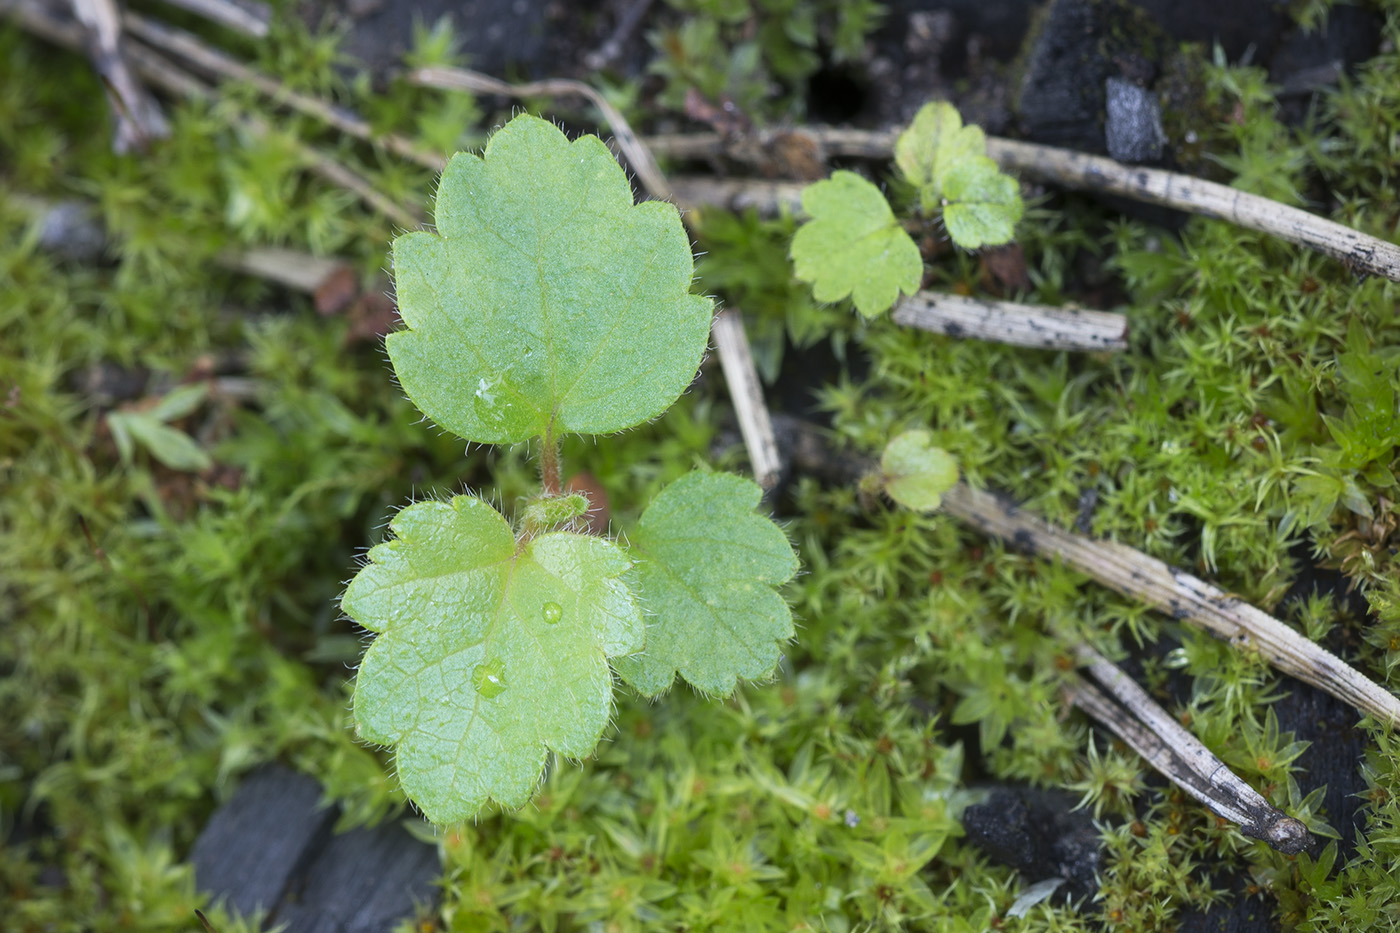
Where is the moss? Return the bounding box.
[4,3,1400,931]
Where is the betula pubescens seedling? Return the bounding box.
[342,114,798,824]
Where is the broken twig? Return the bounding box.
[152,0,268,38]
[942,482,1400,728]
[1069,644,1314,853]
[893,291,1129,352]
[5,0,418,228]
[407,65,670,206]
[70,0,169,152]
[123,11,442,170]
[711,310,782,489]
[647,126,1400,282]
[668,175,805,216]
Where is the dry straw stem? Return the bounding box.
[219,246,352,296]
[4,0,419,228]
[712,310,782,488]
[1068,644,1314,853]
[70,0,170,152]
[942,482,1400,728]
[647,127,1400,282]
[892,292,1129,352]
[122,11,443,170]
[153,0,269,38]
[409,65,783,490]
[668,176,806,215]
[407,66,671,205]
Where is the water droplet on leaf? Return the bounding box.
[472,658,507,698]
[542,601,563,625]
[472,377,504,426]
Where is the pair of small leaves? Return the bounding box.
[789,102,1023,318]
[345,470,797,824]
[896,102,1023,250]
[107,383,213,472]
[347,114,798,823]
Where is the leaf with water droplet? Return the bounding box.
[388,113,713,445]
[880,429,958,512]
[613,471,798,696]
[790,170,923,318]
[343,495,643,823]
[542,601,563,625]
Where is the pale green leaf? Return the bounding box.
[108,412,213,472]
[894,101,988,207]
[146,383,208,422]
[881,429,958,512]
[790,171,922,317]
[388,113,713,445]
[940,156,1024,250]
[343,495,644,823]
[614,471,798,696]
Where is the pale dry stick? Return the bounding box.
[218,246,353,297]
[648,127,1400,282]
[70,0,170,152]
[127,37,422,229]
[668,176,806,216]
[407,65,671,207]
[123,11,445,170]
[583,0,654,71]
[1068,644,1314,853]
[409,65,783,490]
[152,0,269,37]
[712,310,782,489]
[941,482,1400,728]
[4,0,420,228]
[984,136,1400,283]
[893,291,1129,352]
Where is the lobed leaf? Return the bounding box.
[388,113,713,445]
[343,495,644,823]
[939,156,1024,250]
[881,429,959,512]
[790,170,923,317]
[894,101,988,210]
[614,471,798,696]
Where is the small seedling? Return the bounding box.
[342,114,798,824]
[790,101,1024,317]
[873,428,959,512]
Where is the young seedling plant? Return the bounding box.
[791,102,1025,317]
[343,113,798,825]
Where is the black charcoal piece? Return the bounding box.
[190,764,336,920]
[961,786,1100,902]
[273,819,441,933]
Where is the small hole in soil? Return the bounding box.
[806,64,867,124]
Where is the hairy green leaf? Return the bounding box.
[881,429,958,512]
[388,114,712,445]
[614,471,798,696]
[939,156,1023,250]
[894,101,987,210]
[343,495,644,823]
[790,171,923,317]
